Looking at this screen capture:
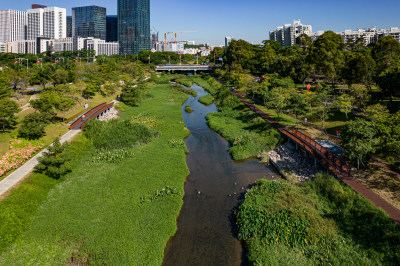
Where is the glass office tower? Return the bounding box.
[106,15,118,42]
[72,6,106,40]
[118,0,150,54]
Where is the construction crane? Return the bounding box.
[164,31,198,51]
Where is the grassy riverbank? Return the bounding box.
[0,83,190,265]
[237,174,400,265]
[193,75,283,160]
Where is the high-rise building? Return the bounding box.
[0,10,27,43]
[270,20,312,47]
[106,15,118,42]
[72,6,106,40]
[67,16,72,37]
[225,36,232,47]
[27,6,66,40]
[118,0,150,54]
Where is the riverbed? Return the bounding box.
[163,84,277,265]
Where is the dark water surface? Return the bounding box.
[163,85,277,266]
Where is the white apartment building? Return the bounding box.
[11,40,36,54]
[0,10,27,43]
[86,39,119,56]
[338,27,400,46]
[270,20,312,47]
[27,7,66,40]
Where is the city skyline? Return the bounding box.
[1,0,400,46]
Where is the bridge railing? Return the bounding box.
[69,102,107,130]
[230,88,351,175]
[80,102,114,129]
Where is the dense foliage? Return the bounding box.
[237,175,400,265]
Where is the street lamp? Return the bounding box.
[19,58,29,69]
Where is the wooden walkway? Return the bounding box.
[230,89,400,225]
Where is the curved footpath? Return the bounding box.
[0,129,81,198]
[222,82,400,225]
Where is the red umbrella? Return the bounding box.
[307,84,311,90]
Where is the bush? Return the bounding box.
[18,113,51,140]
[121,81,143,106]
[35,138,70,179]
[83,119,158,150]
[198,94,214,106]
[237,175,400,265]
[184,106,193,113]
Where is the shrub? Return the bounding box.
[237,175,400,265]
[198,94,214,106]
[170,85,198,97]
[35,138,70,179]
[184,106,193,113]
[18,113,51,140]
[83,119,158,150]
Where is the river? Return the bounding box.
[163,84,277,266]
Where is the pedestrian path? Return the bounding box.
[223,81,400,225]
[0,129,81,198]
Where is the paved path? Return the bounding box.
[0,129,81,198]
[220,80,400,225]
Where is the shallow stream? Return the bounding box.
[162,84,277,265]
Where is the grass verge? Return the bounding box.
[0,83,190,265]
[237,174,400,265]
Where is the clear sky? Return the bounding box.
[2,0,400,46]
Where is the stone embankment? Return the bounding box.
[98,107,119,121]
[267,141,325,182]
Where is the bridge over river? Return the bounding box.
[156,64,212,73]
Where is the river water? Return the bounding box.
[163,84,277,266]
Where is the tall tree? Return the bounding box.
[0,99,20,133]
[336,93,355,120]
[288,92,308,127]
[341,118,377,169]
[311,31,345,90]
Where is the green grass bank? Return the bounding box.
[193,75,283,160]
[0,82,190,265]
[237,174,400,265]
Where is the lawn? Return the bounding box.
[0,82,190,265]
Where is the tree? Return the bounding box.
[343,52,376,86]
[313,91,332,130]
[0,74,11,99]
[56,97,75,121]
[288,92,308,127]
[35,138,71,179]
[53,69,68,86]
[375,67,400,109]
[349,84,370,108]
[0,99,20,133]
[372,35,400,75]
[363,104,389,123]
[336,93,355,120]
[266,87,288,119]
[341,118,377,169]
[302,90,317,115]
[375,111,400,161]
[121,80,142,106]
[311,31,345,89]
[18,113,51,139]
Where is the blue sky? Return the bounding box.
[3,0,400,46]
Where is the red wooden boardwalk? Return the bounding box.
[70,102,114,130]
[230,89,400,224]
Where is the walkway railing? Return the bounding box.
[70,103,107,130]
